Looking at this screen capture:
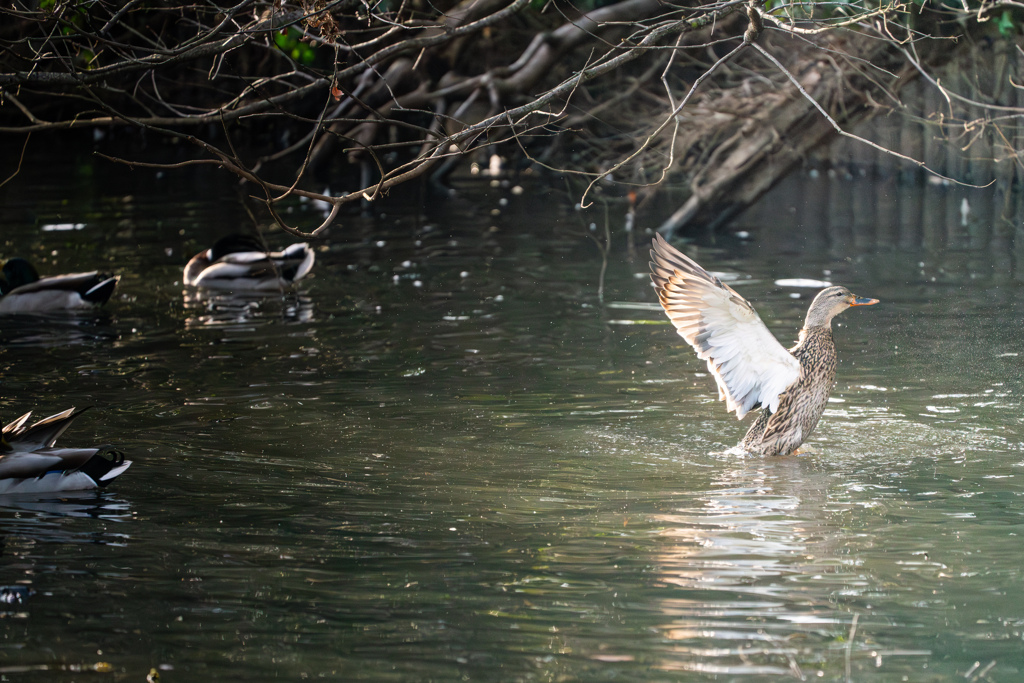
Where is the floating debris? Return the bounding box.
[40,222,86,232]
[774,278,832,288]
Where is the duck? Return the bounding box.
[0,407,131,494]
[0,258,118,314]
[649,234,878,456]
[183,234,316,291]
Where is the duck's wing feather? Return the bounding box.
[2,412,33,441]
[0,449,91,479]
[3,407,84,450]
[7,272,100,293]
[191,254,274,285]
[650,234,800,419]
[218,251,274,266]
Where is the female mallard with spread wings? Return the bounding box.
[649,234,878,456]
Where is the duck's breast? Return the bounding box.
[786,329,838,437]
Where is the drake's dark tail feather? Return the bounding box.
[279,244,314,283]
[76,446,128,486]
[280,261,302,281]
[80,276,118,305]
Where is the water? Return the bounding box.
[1,145,1023,681]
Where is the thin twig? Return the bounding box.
[900,43,1024,114]
[845,613,859,683]
[0,134,31,190]
[598,201,610,304]
[579,39,748,207]
[749,41,994,189]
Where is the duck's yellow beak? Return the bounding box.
[850,296,879,306]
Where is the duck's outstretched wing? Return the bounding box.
[650,234,800,419]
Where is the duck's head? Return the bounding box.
[804,285,878,328]
[0,258,40,295]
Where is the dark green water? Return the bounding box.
[1,146,1023,681]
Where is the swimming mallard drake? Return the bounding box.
[0,258,118,314]
[649,234,878,456]
[184,234,316,291]
[0,407,131,494]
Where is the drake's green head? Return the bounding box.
[1,258,40,295]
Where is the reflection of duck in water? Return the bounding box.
[184,234,315,291]
[182,289,315,328]
[0,258,118,314]
[650,234,878,456]
[0,408,131,493]
[0,586,33,605]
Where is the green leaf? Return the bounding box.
[998,9,1016,37]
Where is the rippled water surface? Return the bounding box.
[2,146,1024,681]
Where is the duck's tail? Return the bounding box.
[76,446,132,486]
[80,275,118,305]
[278,243,315,283]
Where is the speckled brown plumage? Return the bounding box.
[740,326,837,456]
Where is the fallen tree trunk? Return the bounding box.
[656,30,915,236]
